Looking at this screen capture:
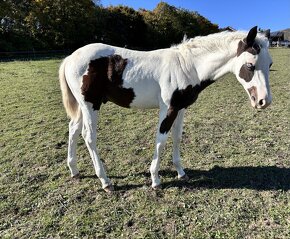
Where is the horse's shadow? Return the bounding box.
[159,166,290,191]
[82,166,290,191]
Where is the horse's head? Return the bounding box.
[234,26,272,109]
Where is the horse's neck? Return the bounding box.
[191,43,238,82]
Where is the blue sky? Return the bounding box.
[101,0,290,32]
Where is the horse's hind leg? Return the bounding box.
[171,109,188,180]
[67,113,82,178]
[81,105,112,191]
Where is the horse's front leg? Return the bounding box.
[150,106,169,188]
[171,109,188,180]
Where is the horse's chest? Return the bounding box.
[160,79,214,134]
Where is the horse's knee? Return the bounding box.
[157,132,168,144]
[81,127,87,141]
[173,134,182,144]
[81,124,89,140]
[69,112,82,128]
[172,156,180,164]
[172,124,183,141]
[67,156,76,167]
[83,131,93,145]
[69,123,82,135]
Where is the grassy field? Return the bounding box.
[0,49,289,238]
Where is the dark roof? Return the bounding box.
[219,26,236,32]
[270,31,284,37]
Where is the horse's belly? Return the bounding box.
[126,81,160,109]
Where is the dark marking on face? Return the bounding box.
[159,79,214,134]
[248,86,257,102]
[81,55,135,110]
[237,29,261,83]
[239,64,255,82]
[237,39,261,57]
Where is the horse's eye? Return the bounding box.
[246,63,255,71]
[253,43,261,53]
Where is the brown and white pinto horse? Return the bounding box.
[59,26,272,192]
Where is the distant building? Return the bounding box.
[218,27,290,47]
[219,26,236,32]
[271,31,284,41]
[282,29,290,41]
[270,29,290,47]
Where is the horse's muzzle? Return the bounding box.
[250,96,272,109]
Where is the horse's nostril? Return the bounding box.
[258,99,265,106]
[251,95,256,102]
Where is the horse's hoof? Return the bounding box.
[72,173,81,181]
[179,174,189,181]
[152,184,162,190]
[104,184,114,193]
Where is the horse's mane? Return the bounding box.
[173,31,269,54]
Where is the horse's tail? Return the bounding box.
[59,57,80,120]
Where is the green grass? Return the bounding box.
[0,49,290,238]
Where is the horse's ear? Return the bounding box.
[246,26,258,46]
[264,29,270,39]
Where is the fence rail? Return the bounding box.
[0,50,71,61]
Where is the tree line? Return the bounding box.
[0,0,219,52]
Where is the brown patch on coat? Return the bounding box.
[248,86,257,102]
[239,64,255,82]
[160,79,214,134]
[81,55,135,110]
